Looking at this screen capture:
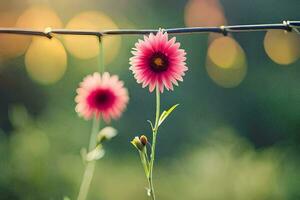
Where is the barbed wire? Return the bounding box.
[0,20,299,39]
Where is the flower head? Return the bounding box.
[75,72,129,123]
[129,30,188,93]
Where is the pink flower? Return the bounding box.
[129,30,188,93]
[75,72,129,123]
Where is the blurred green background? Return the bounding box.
[0,0,300,199]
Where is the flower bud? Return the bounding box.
[97,126,118,143]
[140,135,148,146]
[131,135,147,151]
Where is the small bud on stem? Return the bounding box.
[140,135,148,146]
[131,135,148,151]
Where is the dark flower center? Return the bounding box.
[149,52,169,72]
[88,88,116,110]
[95,92,109,105]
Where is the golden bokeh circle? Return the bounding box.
[16,5,63,29]
[206,37,247,88]
[208,37,239,69]
[64,11,121,64]
[264,30,300,65]
[25,37,67,85]
[184,0,226,27]
[0,11,31,60]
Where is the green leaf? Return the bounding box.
[86,145,105,162]
[139,151,150,177]
[63,197,71,200]
[158,104,179,127]
[147,120,154,131]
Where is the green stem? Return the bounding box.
[77,118,100,200]
[148,87,160,200]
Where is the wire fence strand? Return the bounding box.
[0,21,299,39]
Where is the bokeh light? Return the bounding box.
[264,30,300,65]
[184,0,226,27]
[25,37,67,85]
[0,11,31,60]
[16,5,63,30]
[206,36,247,88]
[208,36,239,69]
[63,11,121,64]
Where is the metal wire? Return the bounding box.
[0,20,299,39]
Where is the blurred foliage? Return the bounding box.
[1,112,300,199]
[0,0,300,199]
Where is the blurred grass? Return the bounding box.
[2,110,300,199]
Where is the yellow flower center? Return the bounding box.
[153,57,164,67]
[149,52,169,72]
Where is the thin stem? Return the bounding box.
[89,117,100,151]
[77,118,100,200]
[98,37,105,72]
[148,87,160,200]
[77,162,96,200]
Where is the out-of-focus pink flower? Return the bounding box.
[75,72,129,123]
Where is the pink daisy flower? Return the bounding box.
[129,30,188,93]
[75,72,129,123]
